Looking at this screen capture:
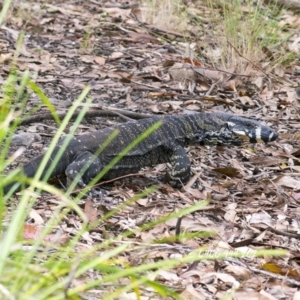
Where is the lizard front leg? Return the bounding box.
[65,151,102,190]
[167,145,191,187]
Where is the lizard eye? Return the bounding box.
[246,122,257,131]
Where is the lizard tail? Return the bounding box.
[3,146,68,195]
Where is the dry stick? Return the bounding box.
[106,111,134,122]
[175,217,182,243]
[226,258,300,287]
[130,80,162,90]
[227,41,270,79]
[205,81,219,96]
[19,108,152,126]
[64,260,79,298]
[39,171,161,200]
[267,226,300,239]
[70,171,163,195]
[295,87,300,100]
[183,171,201,190]
[192,66,254,78]
[214,68,253,77]
[275,172,300,176]
[98,1,139,9]
[182,97,236,107]
[20,96,237,126]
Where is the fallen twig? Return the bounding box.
[227,41,270,79]
[18,107,152,126]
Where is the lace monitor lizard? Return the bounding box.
[4,112,278,194]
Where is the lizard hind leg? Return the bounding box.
[167,145,191,187]
[65,151,102,191]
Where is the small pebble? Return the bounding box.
[11,132,35,147]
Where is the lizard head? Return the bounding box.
[191,114,278,146]
[225,115,278,144]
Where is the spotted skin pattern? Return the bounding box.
[4,113,278,193]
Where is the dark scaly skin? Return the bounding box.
[4,113,278,194]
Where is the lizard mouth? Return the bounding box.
[232,130,254,143]
[232,128,278,144]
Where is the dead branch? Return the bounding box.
[18,108,152,126]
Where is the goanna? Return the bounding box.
[4,112,278,194]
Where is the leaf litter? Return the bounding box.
[2,0,300,298]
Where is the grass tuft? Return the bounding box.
[140,0,188,31]
[202,0,297,72]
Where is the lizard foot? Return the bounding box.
[87,188,109,198]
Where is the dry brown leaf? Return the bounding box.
[213,167,239,177]
[222,79,237,92]
[29,209,44,225]
[275,175,300,190]
[23,224,43,240]
[1,25,20,40]
[238,96,255,105]
[157,270,181,281]
[84,199,98,224]
[282,143,294,154]
[224,265,251,279]
[180,284,206,299]
[148,92,182,98]
[224,209,237,223]
[110,52,124,60]
[136,198,149,206]
[183,58,201,66]
[262,262,300,279]
[80,55,95,63]
[166,216,218,233]
[169,63,197,81]
[293,291,300,300]
[292,192,300,201]
[140,231,156,243]
[192,67,225,81]
[185,104,201,111]
[201,272,238,286]
[185,188,205,199]
[102,7,132,19]
[23,224,69,245]
[44,231,70,245]
[45,4,83,16]
[247,211,273,226]
[40,17,55,25]
[94,56,106,66]
[234,291,273,300]
[250,156,284,166]
[149,101,183,113]
[127,32,160,43]
[0,53,13,63]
